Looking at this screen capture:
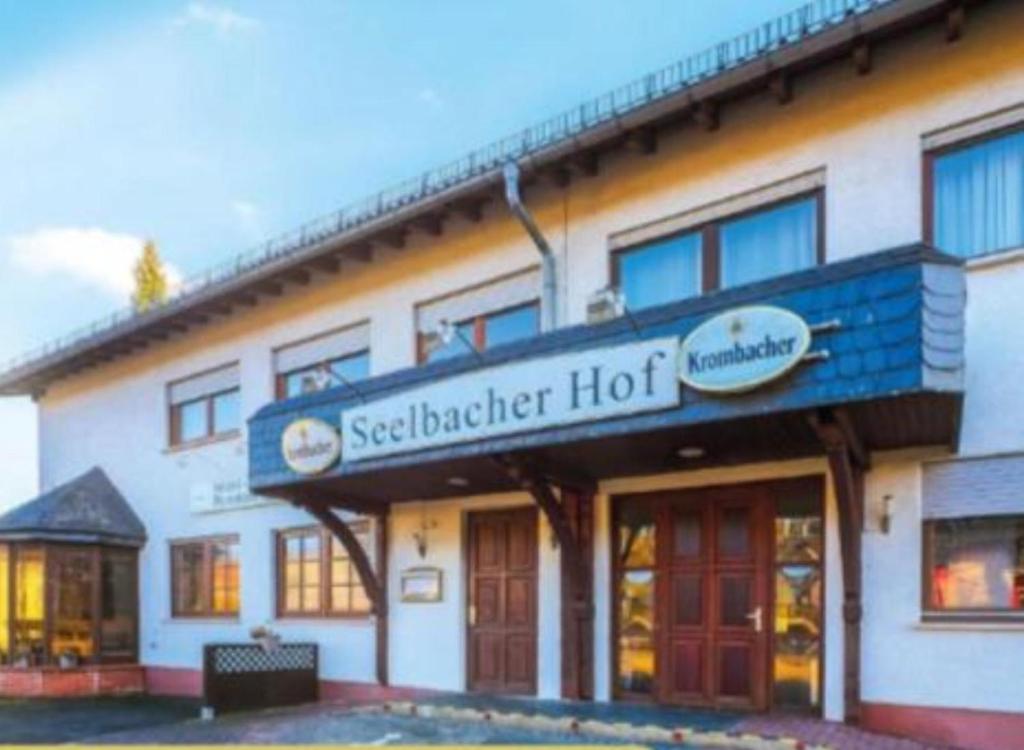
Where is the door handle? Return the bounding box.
[469,604,477,626]
[746,606,763,633]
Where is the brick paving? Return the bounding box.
[738,715,955,750]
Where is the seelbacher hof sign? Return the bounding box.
[280,306,814,471]
[342,337,680,461]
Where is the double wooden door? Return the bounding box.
[467,507,538,695]
[617,485,771,710]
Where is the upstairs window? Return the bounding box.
[274,323,370,400]
[613,193,821,311]
[929,128,1024,258]
[417,269,540,363]
[168,364,240,447]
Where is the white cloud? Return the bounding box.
[230,199,264,240]
[7,227,182,300]
[173,3,260,35]
[417,87,444,110]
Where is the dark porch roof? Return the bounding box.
[249,244,965,506]
[0,467,146,547]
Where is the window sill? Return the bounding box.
[916,616,1024,632]
[164,431,241,454]
[272,615,374,625]
[964,245,1024,271]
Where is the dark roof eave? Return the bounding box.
[0,530,146,547]
[0,0,973,396]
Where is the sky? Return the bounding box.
[0,0,800,509]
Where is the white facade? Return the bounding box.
[24,2,1024,735]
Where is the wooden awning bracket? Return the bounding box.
[494,454,591,592]
[809,407,866,725]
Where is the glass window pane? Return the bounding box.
[0,545,8,663]
[284,367,320,397]
[619,232,702,310]
[720,197,817,288]
[173,545,205,616]
[426,320,477,363]
[177,399,208,443]
[212,390,240,435]
[484,305,539,349]
[934,130,1024,258]
[101,551,136,657]
[930,516,1024,610]
[14,547,45,664]
[618,504,656,568]
[350,584,370,613]
[774,565,822,710]
[618,570,655,694]
[776,495,823,564]
[210,540,239,615]
[51,549,95,663]
[332,351,370,383]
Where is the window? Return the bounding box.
[168,364,241,447]
[274,324,371,400]
[929,128,1024,258]
[772,489,823,711]
[925,515,1024,614]
[0,544,138,666]
[614,193,821,310]
[420,303,539,363]
[278,350,370,399]
[171,537,240,618]
[416,269,541,363]
[277,524,372,618]
[617,232,702,312]
[614,502,656,696]
[50,547,96,662]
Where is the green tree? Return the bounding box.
[131,240,169,312]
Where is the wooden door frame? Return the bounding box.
[464,505,539,696]
[610,475,825,714]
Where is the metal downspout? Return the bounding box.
[503,161,558,332]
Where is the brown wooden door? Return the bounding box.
[467,507,538,695]
[657,486,771,710]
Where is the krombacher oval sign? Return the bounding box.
[281,417,342,475]
[679,305,811,394]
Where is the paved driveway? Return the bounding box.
[0,695,199,744]
[85,703,737,748]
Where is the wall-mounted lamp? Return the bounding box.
[878,494,893,535]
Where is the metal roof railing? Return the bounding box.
[1,0,896,378]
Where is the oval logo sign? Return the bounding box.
[281,418,341,475]
[678,305,811,394]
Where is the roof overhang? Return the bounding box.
[248,244,965,508]
[0,0,983,396]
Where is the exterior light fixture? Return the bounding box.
[585,286,641,335]
[412,503,439,560]
[422,319,484,363]
[879,493,893,535]
[676,446,706,459]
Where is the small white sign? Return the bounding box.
[342,337,680,462]
[282,417,342,475]
[678,305,811,394]
[190,480,278,515]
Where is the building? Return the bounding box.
[0,0,1021,747]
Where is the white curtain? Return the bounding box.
[720,197,817,288]
[934,131,1024,258]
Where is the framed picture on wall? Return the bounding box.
[400,566,443,603]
